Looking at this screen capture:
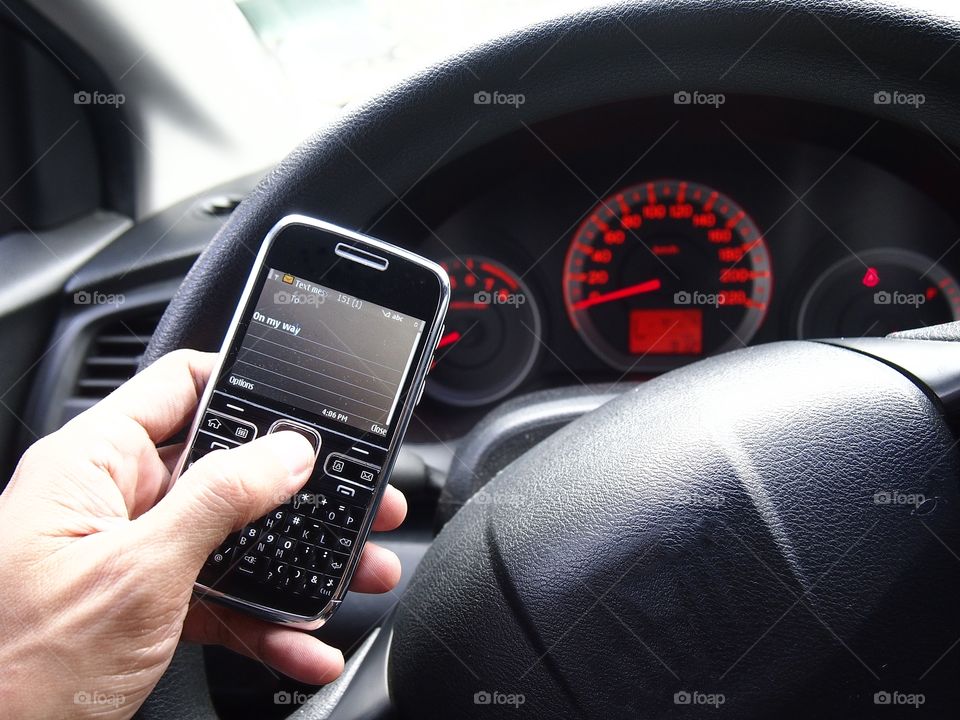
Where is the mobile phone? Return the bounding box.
[173,214,449,628]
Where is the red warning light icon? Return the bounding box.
[862,267,880,288]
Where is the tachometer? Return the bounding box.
[563,179,771,371]
[427,256,541,406]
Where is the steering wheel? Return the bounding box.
[137,1,960,718]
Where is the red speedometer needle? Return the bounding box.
[436,330,462,350]
[571,278,662,311]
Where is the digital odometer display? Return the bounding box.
[563,179,772,371]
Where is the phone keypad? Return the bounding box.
[204,498,363,599]
[194,392,385,609]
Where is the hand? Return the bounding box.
[0,349,407,719]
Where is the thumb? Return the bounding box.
[135,431,315,570]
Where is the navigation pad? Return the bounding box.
[268,419,322,457]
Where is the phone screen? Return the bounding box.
[228,268,425,438]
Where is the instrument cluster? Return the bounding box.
[373,97,960,436]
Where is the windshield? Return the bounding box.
[235,0,592,119]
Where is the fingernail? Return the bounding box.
[267,431,315,479]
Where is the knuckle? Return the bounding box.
[192,449,260,510]
[18,434,56,465]
[159,347,195,367]
[15,433,70,476]
[84,414,145,461]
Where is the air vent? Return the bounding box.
[74,312,163,400]
[199,194,244,217]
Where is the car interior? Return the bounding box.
[3,0,960,717]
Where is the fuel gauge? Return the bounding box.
[427,256,541,406]
[798,248,960,338]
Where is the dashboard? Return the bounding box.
[362,97,960,439]
[17,96,960,453]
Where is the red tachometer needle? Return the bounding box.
[436,330,462,350]
[432,330,462,370]
[448,300,489,311]
[571,278,662,311]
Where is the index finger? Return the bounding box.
[86,348,217,443]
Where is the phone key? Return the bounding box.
[263,509,286,530]
[236,525,259,548]
[306,493,330,514]
[311,549,328,571]
[315,528,337,551]
[280,537,298,551]
[321,522,359,551]
[256,558,275,583]
[237,553,259,575]
[341,507,361,530]
[299,524,320,544]
[294,543,317,568]
[205,544,234,569]
[320,507,339,525]
[295,566,319,595]
[282,514,308,535]
[291,492,309,510]
[325,553,348,575]
[260,531,278,546]
[311,575,338,600]
[282,566,304,591]
[274,537,298,561]
[304,572,323,594]
[308,522,334,548]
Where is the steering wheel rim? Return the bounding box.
[138,2,960,718]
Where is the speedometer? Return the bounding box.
[563,179,771,371]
